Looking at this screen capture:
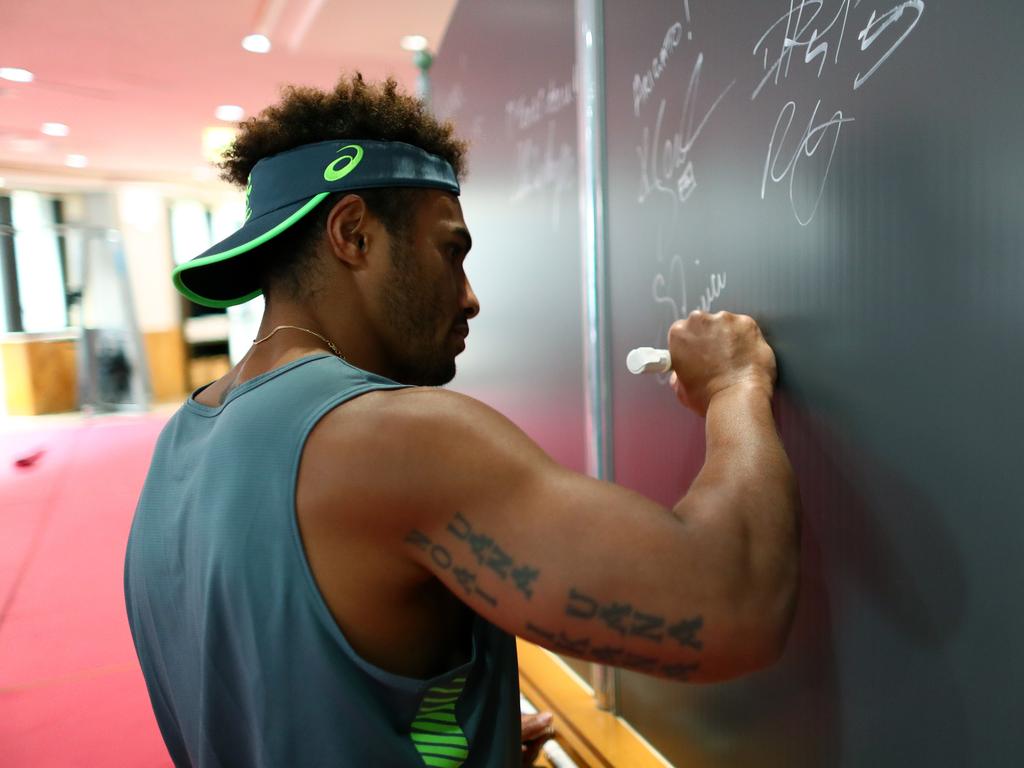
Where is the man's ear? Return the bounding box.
[325,193,371,269]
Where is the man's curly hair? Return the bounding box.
[217,73,468,303]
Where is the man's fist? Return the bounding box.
[668,310,777,416]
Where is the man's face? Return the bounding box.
[378,191,478,386]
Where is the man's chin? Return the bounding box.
[406,357,456,387]
[426,360,457,387]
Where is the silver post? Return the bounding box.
[413,49,434,110]
[575,0,616,712]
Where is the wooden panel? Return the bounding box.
[517,639,677,768]
[1,341,32,414]
[187,354,230,392]
[142,328,186,402]
[1,338,77,415]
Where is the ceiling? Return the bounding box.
[0,0,457,188]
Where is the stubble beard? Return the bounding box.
[380,238,457,387]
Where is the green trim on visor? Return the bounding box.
[171,193,330,308]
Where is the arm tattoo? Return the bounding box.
[442,512,542,600]
[404,529,499,608]
[563,587,704,649]
[524,622,668,675]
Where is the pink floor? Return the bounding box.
[1,414,171,767]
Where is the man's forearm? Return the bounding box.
[673,382,800,659]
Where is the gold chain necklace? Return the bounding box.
[252,325,343,358]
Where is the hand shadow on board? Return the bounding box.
[613,399,839,768]
[783,404,969,645]
[671,392,840,768]
[771,392,967,764]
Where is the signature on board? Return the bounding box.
[762,99,855,226]
[636,53,735,209]
[752,0,925,98]
[752,0,923,225]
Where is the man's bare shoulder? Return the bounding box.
[300,387,550,527]
[315,386,544,456]
[315,386,500,442]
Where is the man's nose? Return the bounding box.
[462,277,480,320]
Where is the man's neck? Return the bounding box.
[255,301,397,381]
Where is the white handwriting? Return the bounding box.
[698,272,727,312]
[637,54,735,208]
[509,121,575,229]
[505,74,577,134]
[652,253,688,328]
[752,0,859,100]
[761,99,855,226]
[854,1,924,89]
[751,0,924,96]
[633,22,686,116]
[652,253,728,369]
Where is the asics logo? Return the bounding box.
[244,178,253,221]
[323,144,364,182]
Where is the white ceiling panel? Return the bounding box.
[0,0,457,185]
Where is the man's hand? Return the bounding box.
[521,712,554,766]
[668,310,777,415]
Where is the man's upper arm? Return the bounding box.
[320,387,762,682]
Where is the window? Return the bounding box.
[0,190,69,333]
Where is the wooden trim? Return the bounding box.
[517,640,673,768]
[141,328,187,402]
[1,337,77,415]
[1,329,188,414]
[186,353,231,393]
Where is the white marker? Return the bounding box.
[519,694,578,768]
[626,347,671,375]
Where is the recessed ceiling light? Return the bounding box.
[66,154,88,168]
[41,122,69,137]
[215,105,245,122]
[242,34,272,54]
[400,35,429,52]
[0,67,34,83]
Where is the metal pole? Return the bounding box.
[413,49,434,110]
[0,201,24,333]
[112,238,152,411]
[574,0,616,712]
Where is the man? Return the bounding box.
[125,74,799,767]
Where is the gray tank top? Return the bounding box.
[124,354,521,767]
